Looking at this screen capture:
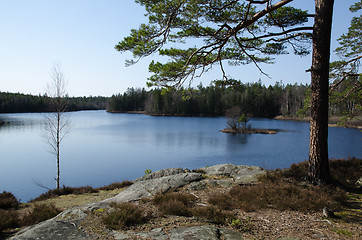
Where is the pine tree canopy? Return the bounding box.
[116,0,313,89]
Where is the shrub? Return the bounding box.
[0,191,19,210]
[21,203,61,226]
[263,161,309,182]
[192,206,234,225]
[31,186,99,202]
[208,193,233,210]
[330,158,361,186]
[0,209,18,232]
[98,181,133,191]
[229,181,347,212]
[102,202,148,230]
[230,217,253,232]
[152,192,196,217]
[264,158,361,186]
[205,160,350,213]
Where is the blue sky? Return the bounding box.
[0,0,358,97]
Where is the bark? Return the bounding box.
[308,0,334,184]
[57,110,60,191]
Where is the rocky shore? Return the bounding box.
[7,164,361,240]
[275,115,362,129]
[8,164,266,240]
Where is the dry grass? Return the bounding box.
[24,188,126,212]
[31,180,132,202]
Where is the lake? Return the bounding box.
[0,110,361,202]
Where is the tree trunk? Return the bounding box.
[57,110,61,191]
[308,0,334,184]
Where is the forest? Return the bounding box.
[1,79,359,120]
[0,92,107,113]
[107,80,359,118]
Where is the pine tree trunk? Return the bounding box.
[308,0,334,184]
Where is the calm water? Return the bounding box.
[0,110,361,202]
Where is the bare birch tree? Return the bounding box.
[44,64,71,191]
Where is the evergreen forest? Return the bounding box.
[107,80,360,119]
[0,92,107,113]
[1,79,360,120]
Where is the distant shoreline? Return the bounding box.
[275,115,362,129]
[106,111,362,129]
[107,110,220,117]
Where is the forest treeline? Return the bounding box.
[0,92,107,113]
[108,81,310,117]
[1,80,358,118]
[107,80,360,118]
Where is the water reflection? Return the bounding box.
[0,110,361,202]
[226,133,249,145]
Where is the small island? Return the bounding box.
[221,107,278,134]
[220,128,277,134]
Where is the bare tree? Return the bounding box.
[226,106,243,132]
[44,64,71,191]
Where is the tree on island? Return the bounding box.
[43,64,71,191]
[225,106,250,133]
[116,0,344,184]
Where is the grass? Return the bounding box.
[31,180,133,202]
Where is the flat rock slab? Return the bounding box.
[117,226,244,240]
[103,172,203,203]
[198,164,266,184]
[133,168,186,182]
[9,218,92,240]
[169,225,244,240]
